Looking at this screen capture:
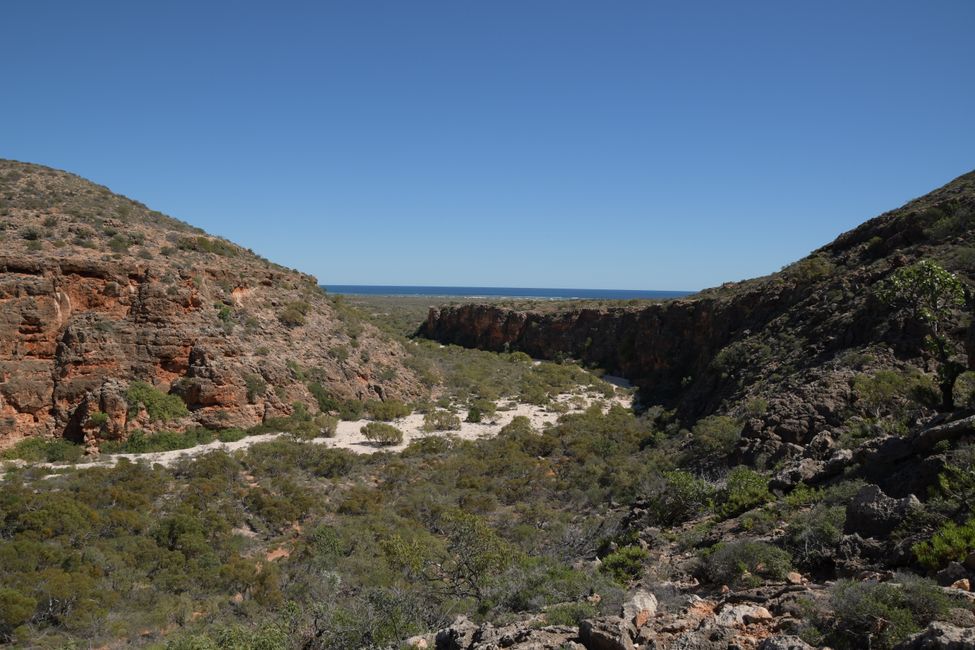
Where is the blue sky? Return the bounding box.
[2,2,973,290]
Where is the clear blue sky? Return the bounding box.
[2,2,973,290]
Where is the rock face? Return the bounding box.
[0,160,422,447]
[844,484,921,538]
[420,170,975,444]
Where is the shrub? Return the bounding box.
[715,467,771,518]
[784,505,845,568]
[0,588,35,642]
[0,437,84,463]
[913,518,975,569]
[361,422,404,446]
[600,545,650,584]
[545,601,599,626]
[499,415,535,437]
[126,381,188,422]
[177,235,238,257]
[704,541,791,587]
[830,574,952,650]
[783,254,835,283]
[365,399,411,421]
[108,234,129,253]
[101,428,214,453]
[466,398,497,423]
[646,470,715,525]
[88,411,109,426]
[279,301,311,327]
[423,410,462,432]
[244,373,267,403]
[690,415,742,459]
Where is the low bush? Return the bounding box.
[126,381,188,422]
[704,541,791,587]
[829,575,953,650]
[499,415,535,437]
[423,410,462,432]
[0,437,84,463]
[784,505,845,569]
[361,422,404,446]
[690,415,742,460]
[544,601,599,626]
[100,428,215,453]
[646,470,715,525]
[365,399,411,421]
[279,301,311,327]
[715,467,770,518]
[913,518,975,569]
[600,545,650,584]
[244,374,267,403]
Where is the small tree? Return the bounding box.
[878,260,967,410]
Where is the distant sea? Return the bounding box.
[322,285,693,300]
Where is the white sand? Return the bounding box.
[2,388,633,477]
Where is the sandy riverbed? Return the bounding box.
[2,388,633,476]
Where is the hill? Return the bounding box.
[0,160,423,449]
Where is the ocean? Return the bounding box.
[322,285,693,300]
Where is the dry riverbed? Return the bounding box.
[1,387,633,477]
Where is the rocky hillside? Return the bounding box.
[0,160,422,448]
[421,169,975,467]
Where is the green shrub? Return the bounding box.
[177,235,238,257]
[279,301,311,327]
[646,470,715,525]
[704,541,791,587]
[0,588,36,641]
[544,601,599,626]
[423,410,462,432]
[690,415,742,459]
[108,234,129,253]
[783,254,836,283]
[715,467,770,518]
[365,399,411,421]
[361,422,404,446]
[88,411,109,426]
[499,415,535,437]
[244,373,267,403]
[829,574,952,650]
[784,505,845,568]
[913,518,975,569]
[101,428,214,453]
[0,437,84,462]
[126,381,188,422]
[216,428,248,443]
[600,545,650,584]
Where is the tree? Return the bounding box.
[878,260,967,410]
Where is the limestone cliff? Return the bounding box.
[421,169,975,458]
[0,160,422,447]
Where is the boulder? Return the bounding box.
[844,484,920,538]
[436,615,479,650]
[579,617,634,650]
[937,562,969,587]
[715,604,772,627]
[894,621,975,649]
[621,589,658,629]
[758,637,815,650]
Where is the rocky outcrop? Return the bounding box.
[0,160,423,447]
